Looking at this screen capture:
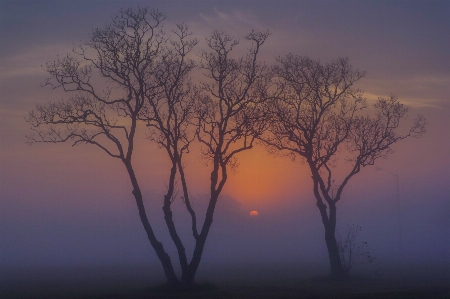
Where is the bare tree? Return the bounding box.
[336,224,375,274]
[25,6,272,286]
[136,28,271,285]
[191,29,272,278]
[262,55,426,277]
[25,7,192,286]
[138,23,201,285]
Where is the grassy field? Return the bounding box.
[1,263,449,299]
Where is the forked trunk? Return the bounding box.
[180,243,204,286]
[162,163,190,285]
[125,162,180,286]
[317,201,347,278]
[185,236,207,284]
[182,193,219,285]
[132,189,180,285]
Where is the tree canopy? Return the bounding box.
[261,54,426,276]
[26,6,426,283]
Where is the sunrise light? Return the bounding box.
[250,210,259,217]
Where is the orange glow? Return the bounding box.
[250,210,259,216]
[225,146,309,205]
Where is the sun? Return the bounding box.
[249,210,259,217]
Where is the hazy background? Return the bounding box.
[1,0,449,285]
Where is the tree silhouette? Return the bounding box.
[25,5,424,282]
[262,55,426,277]
[26,7,271,286]
[188,29,271,282]
[138,29,271,285]
[138,23,200,285]
[25,7,195,286]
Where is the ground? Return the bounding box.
[1,263,449,299]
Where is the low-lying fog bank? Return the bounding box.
[1,262,449,298]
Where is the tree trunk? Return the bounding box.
[324,224,346,278]
[162,163,190,285]
[184,193,219,285]
[317,201,347,278]
[163,195,189,283]
[125,162,180,286]
[183,236,207,286]
[132,188,180,285]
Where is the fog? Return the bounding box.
[1,1,449,297]
[2,167,449,297]
[2,156,448,268]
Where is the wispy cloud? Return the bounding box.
[189,8,267,41]
[197,7,264,30]
[362,75,450,109]
[0,42,73,79]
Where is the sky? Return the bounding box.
[1,0,449,279]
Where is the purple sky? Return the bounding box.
[1,0,449,272]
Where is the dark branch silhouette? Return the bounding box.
[26,7,183,285]
[139,23,201,285]
[261,55,426,277]
[25,5,427,284]
[187,29,272,283]
[25,7,272,287]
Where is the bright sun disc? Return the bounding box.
[250,210,259,217]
